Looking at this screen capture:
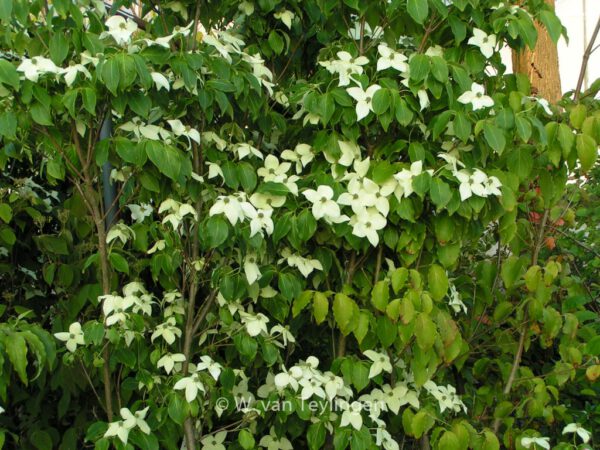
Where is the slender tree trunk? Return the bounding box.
[511,0,562,102]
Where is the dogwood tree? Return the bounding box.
[0,1,598,450]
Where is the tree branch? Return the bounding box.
[574,15,600,101]
[493,208,549,434]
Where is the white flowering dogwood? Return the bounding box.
[1,2,596,450]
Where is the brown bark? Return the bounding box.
[511,0,562,102]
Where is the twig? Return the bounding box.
[574,15,600,101]
[337,253,358,358]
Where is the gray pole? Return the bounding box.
[100,114,117,229]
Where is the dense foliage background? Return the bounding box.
[0,0,598,449]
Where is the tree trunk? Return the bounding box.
[511,0,562,102]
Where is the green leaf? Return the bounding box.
[81,88,97,115]
[429,179,452,209]
[30,104,53,126]
[507,147,533,180]
[31,430,53,450]
[377,315,397,347]
[539,10,562,43]
[372,89,391,114]
[49,33,69,65]
[0,60,19,90]
[0,204,12,223]
[557,123,574,159]
[430,56,448,82]
[7,332,28,384]
[570,104,586,129]
[408,0,429,24]
[296,209,317,242]
[372,161,396,184]
[483,123,506,154]
[237,162,258,192]
[128,431,159,450]
[453,111,471,142]
[0,111,17,139]
[268,30,284,54]
[101,58,120,95]
[428,264,448,301]
[409,54,430,82]
[145,141,182,181]
[576,134,597,172]
[333,293,357,335]
[206,216,229,248]
[36,235,69,255]
[515,116,532,142]
[482,430,500,450]
[307,423,327,450]
[238,430,255,450]
[352,361,370,392]
[116,138,146,166]
[278,272,302,301]
[0,0,13,22]
[257,182,289,196]
[391,268,408,294]
[501,255,525,289]
[319,93,336,125]
[109,253,129,274]
[292,290,313,317]
[438,431,460,450]
[585,335,600,356]
[313,292,329,324]
[168,395,187,425]
[371,280,390,312]
[411,410,434,438]
[415,313,436,350]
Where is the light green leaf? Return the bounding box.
[333,293,357,336]
[576,134,597,172]
[415,313,436,350]
[313,292,329,324]
[437,431,460,450]
[371,280,390,312]
[0,204,12,223]
[428,264,448,301]
[6,332,28,384]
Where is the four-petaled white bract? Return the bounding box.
[364,349,393,378]
[104,16,138,46]
[54,322,85,352]
[457,83,494,110]
[377,43,408,72]
[104,407,150,444]
[201,431,228,450]
[174,372,206,402]
[347,84,382,121]
[468,28,498,58]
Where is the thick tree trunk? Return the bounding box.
[511,0,562,102]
